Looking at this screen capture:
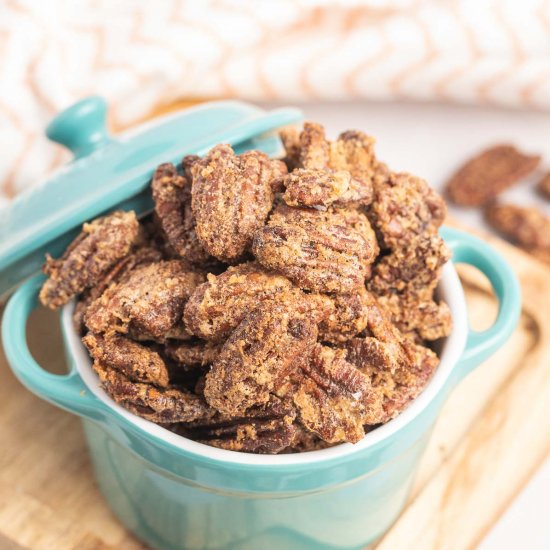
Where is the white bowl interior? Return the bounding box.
[62,261,468,466]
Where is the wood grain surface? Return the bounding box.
[1,223,549,550]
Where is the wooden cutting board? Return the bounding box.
[0,225,549,550]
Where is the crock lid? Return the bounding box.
[0,97,302,299]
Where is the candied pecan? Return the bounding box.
[151,163,209,264]
[191,144,287,263]
[94,363,215,423]
[318,286,370,344]
[175,397,297,454]
[282,168,351,208]
[183,262,294,342]
[297,122,329,169]
[328,130,376,205]
[368,232,451,341]
[73,246,162,334]
[537,172,550,200]
[83,332,170,387]
[204,295,320,416]
[294,123,376,206]
[339,206,380,260]
[85,260,204,340]
[485,203,550,251]
[40,211,140,309]
[252,204,377,294]
[345,297,439,422]
[369,171,446,249]
[378,296,452,342]
[290,344,383,443]
[446,144,540,206]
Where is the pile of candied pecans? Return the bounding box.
[39,123,452,454]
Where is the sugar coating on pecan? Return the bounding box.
[85,260,205,340]
[446,144,540,206]
[191,144,287,263]
[83,332,170,388]
[344,296,439,422]
[282,168,351,208]
[485,203,550,251]
[151,162,209,264]
[289,344,383,443]
[281,123,377,206]
[204,294,322,416]
[369,233,452,340]
[369,171,446,249]
[73,246,162,334]
[174,397,297,454]
[40,211,140,309]
[318,286,371,344]
[252,204,377,294]
[94,363,215,424]
[183,262,294,342]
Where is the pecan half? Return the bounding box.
[183,262,294,342]
[94,363,215,423]
[485,203,550,251]
[252,204,377,294]
[85,260,204,340]
[40,211,140,309]
[369,171,446,249]
[282,123,377,206]
[151,162,209,264]
[289,344,383,443]
[191,144,287,263]
[204,294,320,416]
[282,168,351,208]
[73,246,162,334]
[83,332,170,387]
[446,144,540,206]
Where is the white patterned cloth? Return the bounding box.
[2,0,550,206]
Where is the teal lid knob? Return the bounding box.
[46,96,113,159]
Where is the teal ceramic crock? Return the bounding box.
[1,99,521,550]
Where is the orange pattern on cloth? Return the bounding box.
[2,0,550,205]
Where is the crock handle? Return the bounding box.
[441,227,521,384]
[2,274,111,421]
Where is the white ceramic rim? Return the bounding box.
[62,260,468,466]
